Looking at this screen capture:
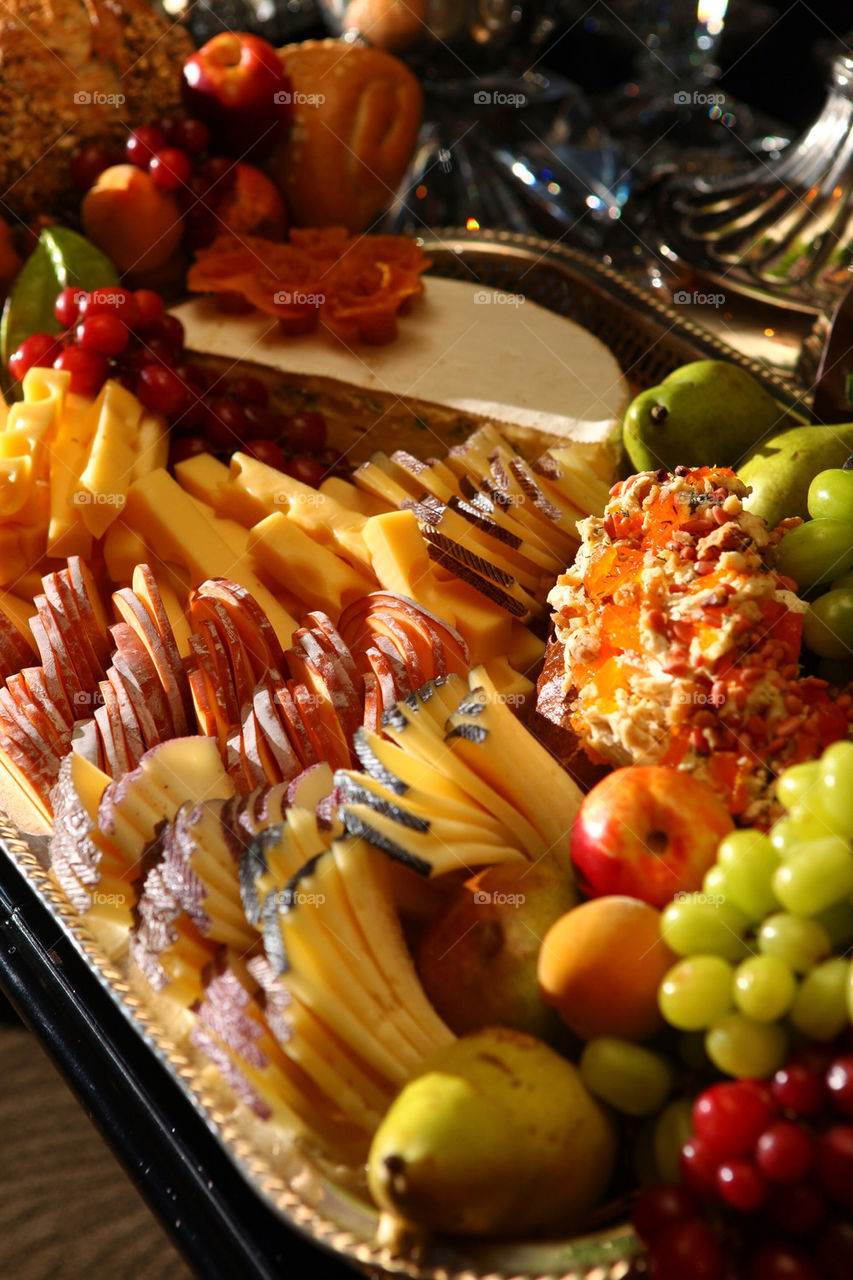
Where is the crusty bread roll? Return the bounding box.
[530,638,610,793]
[266,40,422,233]
[0,0,192,219]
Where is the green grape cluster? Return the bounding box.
[658,741,853,1078]
[775,464,853,670]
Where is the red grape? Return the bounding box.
[173,362,210,392]
[284,409,326,452]
[54,287,86,328]
[816,1125,853,1207]
[755,1123,814,1184]
[195,155,235,192]
[125,125,165,167]
[149,147,192,191]
[649,1219,725,1280]
[826,1056,853,1117]
[133,289,166,333]
[748,1243,820,1280]
[631,1185,701,1243]
[204,398,248,450]
[53,346,109,397]
[246,440,287,469]
[222,376,268,407]
[9,333,61,382]
[70,141,119,190]
[170,117,210,155]
[716,1159,767,1212]
[76,314,129,357]
[772,1064,824,1119]
[169,434,209,465]
[285,456,327,487]
[137,336,177,368]
[767,1181,826,1235]
[242,405,285,441]
[693,1083,777,1160]
[151,314,185,352]
[79,287,139,327]
[135,364,188,417]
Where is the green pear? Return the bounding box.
[367,1027,617,1239]
[622,360,786,472]
[738,422,853,527]
[415,863,578,1042]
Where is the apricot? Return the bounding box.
[81,165,183,275]
[538,895,676,1042]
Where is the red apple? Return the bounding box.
[181,32,292,160]
[570,765,734,909]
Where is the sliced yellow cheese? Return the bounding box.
[123,469,297,645]
[187,494,252,560]
[0,588,36,644]
[173,452,230,506]
[77,381,143,538]
[507,620,547,676]
[132,412,169,480]
[319,476,391,517]
[144,565,193,658]
[361,509,450,619]
[70,752,111,826]
[249,512,374,619]
[470,657,535,708]
[0,524,46,586]
[47,392,97,558]
[103,520,150,583]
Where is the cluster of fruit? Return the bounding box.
[633,1051,853,1280]
[775,463,853,672]
[657,742,853,1078]
[8,285,337,479]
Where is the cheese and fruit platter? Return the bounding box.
[0,7,853,1279]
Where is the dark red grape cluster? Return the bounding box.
[9,286,339,482]
[631,1046,853,1280]
[70,117,236,250]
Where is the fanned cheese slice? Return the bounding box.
[174,277,629,453]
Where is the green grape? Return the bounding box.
[847,958,853,1025]
[818,739,853,837]
[832,569,853,590]
[702,864,729,900]
[807,468,853,520]
[789,957,850,1041]
[716,829,780,921]
[659,955,734,1030]
[579,1037,674,1117]
[772,836,853,915]
[705,1011,788,1079]
[652,1098,694,1184]
[769,812,834,858]
[803,588,853,660]
[775,761,821,812]
[757,912,831,972]
[660,896,748,960]
[775,519,853,593]
[815,898,853,948]
[733,954,797,1022]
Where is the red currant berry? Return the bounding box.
[284,455,327,487]
[242,405,285,440]
[170,118,211,156]
[125,125,166,168]
[716,1159,767,1212]
[70,142,119,190]
[54,287,86,328]
[76,314,129,357]
[283,410,327,453]
[826,1056,853,1118]
[748,1243,821,1280]
[9,333,61,382]
[132,289,166,333]
[222,376,268,407]
[137,336,176,367]
[135,364,188,417]
[755,1122,814,1184]
[631,1185,700,1244]
[150,314,185,353]
[680,1135,721,1198]
[204,398,249,450]
[772,1063,824,1119]
[79,287,140,327]
[172,362,210,393]
[767,1181,827,1235]
[196,155,236,192]
[149,147,192,191]
[246,440,287,469]
[53,346,109,397]
[649,1219,725,1280]
[693,1082,777,1160]
[816,1125,853,1208]
[169,434,209,465]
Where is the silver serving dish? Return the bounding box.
[0,230,806,1280]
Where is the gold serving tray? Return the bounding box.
[0,229,807,1280]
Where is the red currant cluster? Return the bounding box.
[71,117,236,250]
[631,1046,853,1280]
[9,285,339,482]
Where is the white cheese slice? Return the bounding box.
[173,277,629,447]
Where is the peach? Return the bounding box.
[81,165,183,276]
[538,895,676,1042]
